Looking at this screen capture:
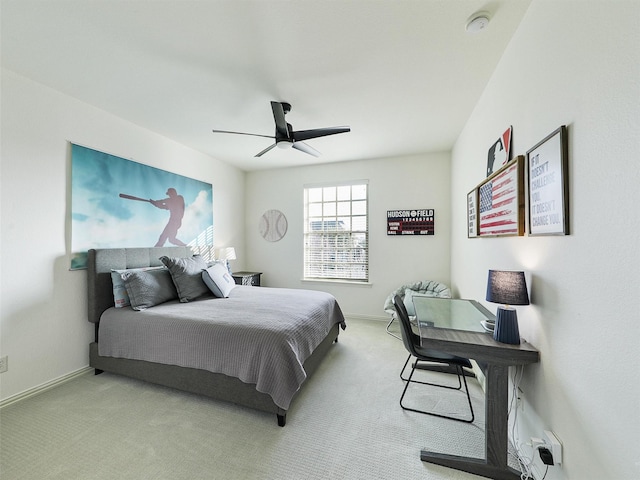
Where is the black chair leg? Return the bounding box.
[401,356,463,391]
[400,354,412,380]
[400,361,474,423]
[458,365,475,424]
[386,316,401,340]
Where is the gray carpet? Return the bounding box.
[0,319,497,479]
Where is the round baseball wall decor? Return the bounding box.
[259,209,288,242]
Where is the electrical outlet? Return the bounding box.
[0,356,8,373]
[544,430,562,466]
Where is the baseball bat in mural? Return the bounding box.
[119,190,187,247]
[119,193,151,202]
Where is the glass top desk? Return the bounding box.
[409,295,539,480]
[411,296,494,334]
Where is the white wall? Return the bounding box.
[451,2,640,479]
[0,70,245,401]
[245,153,451,318]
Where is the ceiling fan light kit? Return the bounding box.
[465,11,491,33]
[212,101,350,158]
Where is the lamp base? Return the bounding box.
[493,307,520,345]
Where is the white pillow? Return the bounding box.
[202,263,236,298]
[111,266,165,308]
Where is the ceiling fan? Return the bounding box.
[212,101,350,157]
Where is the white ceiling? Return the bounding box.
[1,0,531,171]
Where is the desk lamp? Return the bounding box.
[486,270,529,345]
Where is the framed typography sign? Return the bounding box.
[477,156,525,237]
[467,189,478,238]
[387,209,435,235]
[526,126,569,235]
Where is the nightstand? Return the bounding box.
[232,271,262,286]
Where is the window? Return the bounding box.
[304,181,368,282]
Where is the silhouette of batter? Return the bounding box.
[151,188,187,247]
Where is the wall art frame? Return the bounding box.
[70,143,214,269]
[259,209,288,242]
[387,209,435,235]
[526,125,569,235]
[487,126,512,176]
[467,189,478,238]
[477,155,525,237]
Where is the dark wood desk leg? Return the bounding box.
[420,363,523,480]
[484,364,509,469]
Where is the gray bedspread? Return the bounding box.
[98,286,346,409]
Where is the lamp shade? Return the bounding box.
[217,247,236,261]
[486,270,529,306]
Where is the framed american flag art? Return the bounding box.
[477,155,525,237]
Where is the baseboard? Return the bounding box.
[343,313,389,322]
[0,366,93,409]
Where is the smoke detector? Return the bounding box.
[466,12,491,33]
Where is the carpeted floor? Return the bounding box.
[0,318,499,479]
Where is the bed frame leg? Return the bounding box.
[277,414,286,427]
[94,368,104,375]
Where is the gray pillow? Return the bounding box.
[111,266,165,308]
[121,268,177,310]
[160,255,209,302]
[202,263,236,298]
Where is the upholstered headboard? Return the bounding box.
[87,246,192,324]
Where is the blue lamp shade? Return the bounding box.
[486,270,529,345]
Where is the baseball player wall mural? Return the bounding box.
[70,143,213,269]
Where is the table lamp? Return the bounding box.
[485,270,529,345]
[217,247,236,274]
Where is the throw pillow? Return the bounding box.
[121,268,178,310]
[202,263,236,298]
[160,255,210,302]
[111,266,165,308]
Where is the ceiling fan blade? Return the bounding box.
[291,126,350,142]
[212,129,274,139]
[255,143,277,157]
[292,141,321,157]
[270,102,290,139]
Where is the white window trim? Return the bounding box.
[303,180,369,283]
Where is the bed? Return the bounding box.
[87,246,345,426]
